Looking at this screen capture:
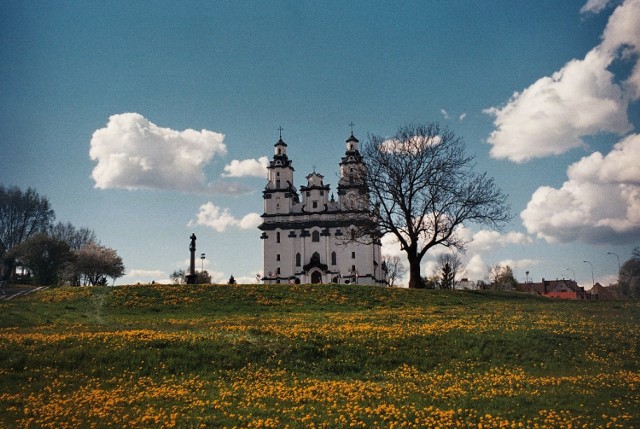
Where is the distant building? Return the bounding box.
[454,278,478,290]
[590,283,620,300]
[258,132,386,285]
[518,278,587,300]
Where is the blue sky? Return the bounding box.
[1,0,639,287]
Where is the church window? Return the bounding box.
[277,148,281,155]
[331,251,337,265]
[320,190,324,196]
[276,179,281,188]
[352,251,356,259]
[276,232,281,243]
[312,230,320,242]
[296,253,301,266]
[276,254,280,261]
[312,201,318,209]
[276,267,281,275]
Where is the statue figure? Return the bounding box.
[186,233,197,284]
[189,233,196,251]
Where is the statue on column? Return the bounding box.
[186,233,197,284]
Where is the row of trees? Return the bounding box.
[1,185,124,286]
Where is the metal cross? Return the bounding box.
[278,126,284,139]
[348,122,355,134]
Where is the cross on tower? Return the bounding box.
[278,126,284,140]
[348,122,355,135]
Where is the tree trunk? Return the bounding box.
[407,255,424,289]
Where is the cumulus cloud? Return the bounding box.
[485,0,640,162]
[188,202,262,232]
[469,230,533,252]
[581,0,615,14]
[121,269,170,284]
[90,113,228,193]
[222,157,269,178]
[521,133,640,244]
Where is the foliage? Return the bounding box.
[489,264,518,290]
[75,243,125,286]
[0,284,638,428]
[195,270,211,284]
[437,253,463,289]
[358,123,511,288]
[7,233,72,285]
[0,185,55,279]
[382,255,406,287]
[170,269,186,285]
[619,246,640,299]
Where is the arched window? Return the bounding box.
[296,253,301,267]
[276,232,281,243]
[312,230,320,242]
[331,251,337,265]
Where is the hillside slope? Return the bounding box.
[1,284,639,428]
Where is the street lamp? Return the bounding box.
[607,251,621,273]
[200,253,206,272]
[566,268,575,282]
[583,260,594,288]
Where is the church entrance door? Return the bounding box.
[310,270,322,284]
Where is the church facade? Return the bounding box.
[259,132,386,285]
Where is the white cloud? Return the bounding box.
[121,269,170,284]
[222,157,269,178]
[485,0,640,163]
[127,269,167,278]
[189,202,262,232]
[440,109,450,119]
[90,113,228,193]
[484,49,630,162]
[497,259,542,270]
[464,254,487,281]
[469,230,533,252]
[379,135,442,154]
[458,113,467,121]
[581,0,615,14]
[521,133,640,244]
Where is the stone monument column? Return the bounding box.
[186,233,197,284]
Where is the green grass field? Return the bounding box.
[1,284,638,428]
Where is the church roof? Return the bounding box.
[346,133,359,143]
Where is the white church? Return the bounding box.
[259,131,386,285]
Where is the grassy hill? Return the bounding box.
[1,283,638,428]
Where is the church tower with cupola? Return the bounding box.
[259,128,386,286]
[337,132,368,211]
[263,134,299,216]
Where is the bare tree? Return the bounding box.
[51,222,97,251]
[0,185,55,280]
[488,264,517,290]
[382,255,407,287]
[170,269,186,284]
[355,123,511,288]
[437,253,463,289]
